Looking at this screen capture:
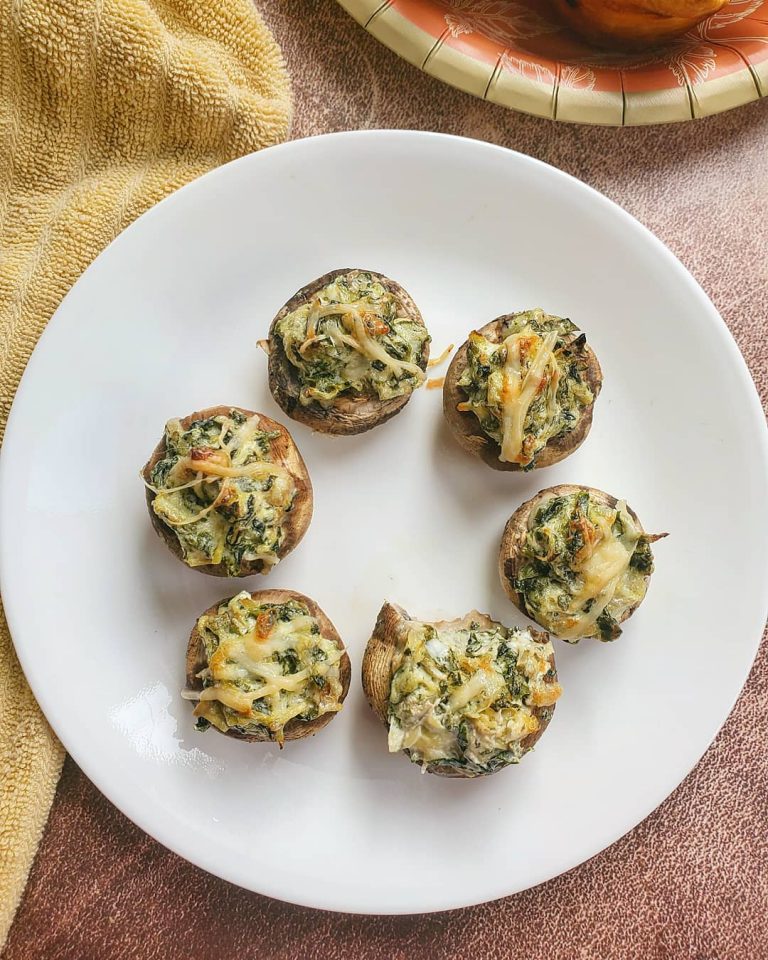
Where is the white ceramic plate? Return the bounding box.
[2,132,767,915]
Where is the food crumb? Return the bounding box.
[427,343,454,368]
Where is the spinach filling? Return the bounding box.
[456,308,594,468]
[513,491,656,642]
[387,618,561,776]
[272,271,430,407]
[190,592,344,742]
[148,409,297,576]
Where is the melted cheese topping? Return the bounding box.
[147,411,297,576]
[174,457,290,483]
[273,272,430,407]
[187,592,344,742]
[448,670,496,712]
[499,328,558,464]
[316,300,425,380]
[456,310,595,468]
[517,493,649,642]
[557,503,638,639]
[387,617,561,774]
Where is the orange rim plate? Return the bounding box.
[337,0,768,125]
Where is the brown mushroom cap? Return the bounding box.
[443,316,602,472]
[499,483,652,636]
[268,268,430,436]
[142,405,313,577]
[185,588,351,743]
[362,601,559,779]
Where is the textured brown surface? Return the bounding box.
[5,0,768,956]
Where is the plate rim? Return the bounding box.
[2,130,767,914]
[336,0,768,126]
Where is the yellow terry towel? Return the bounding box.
[0,0,290,942]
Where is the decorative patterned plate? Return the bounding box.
[338,0,768,124]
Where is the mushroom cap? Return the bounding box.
[443,315,602,471]
[142,406,313,578]
[268,268,430,436]
[362,601,559,778]
[185,588,351,742]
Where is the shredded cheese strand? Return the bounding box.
[298,334,326,357]
[300,300,425,382]
[499,329,558,464]
[177,457,289,482]
[427,343,454,368]
[189,648,344,708]
[163,488,227,527]
[558,502,639,639]
[448,670,490,711]
[314,302,366,318]
[326,322,364,355]
[142,473,205,496]
[348,310,424,379]
[306,299,320,339]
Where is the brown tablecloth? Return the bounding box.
[4,2,768,957]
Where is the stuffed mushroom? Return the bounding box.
[184,589,350,743]
[268,268,431,435]
[142,406,312,577]
[362,602,562,778]
[443,309,602,471]
[499,484,667,643]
